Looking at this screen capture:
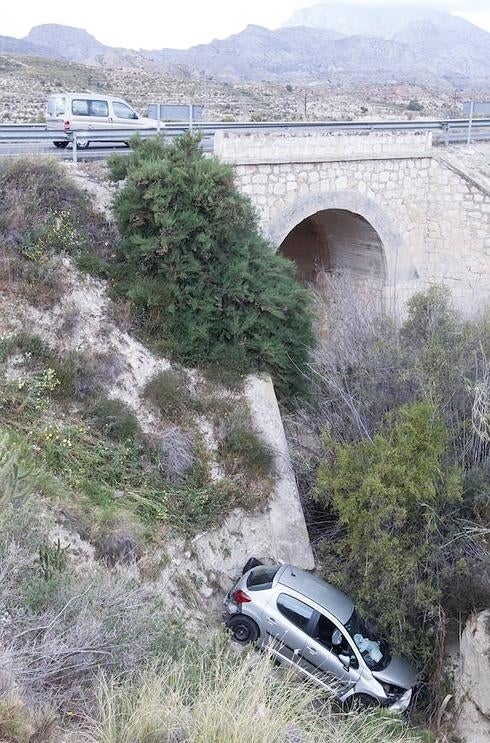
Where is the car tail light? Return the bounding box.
[63,120,70,132]
[231,589,252,604]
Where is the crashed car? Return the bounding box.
[224,561,417,712]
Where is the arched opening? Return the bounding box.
[279,208,386,287]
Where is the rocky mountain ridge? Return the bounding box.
[1,4,489,87]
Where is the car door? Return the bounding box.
[301,610,361,695]
[111,100,141,129]
[263,592,314,669]
[70,98,112,132]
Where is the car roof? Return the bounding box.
[278,565,354,624]
[47,93,128,103]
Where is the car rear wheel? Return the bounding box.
[227,615,259,645]
[75,138,90,150]
[53,141,69,149]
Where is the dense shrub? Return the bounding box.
[143,368,192,420]
[290,281,490,696]
[108,135,314,397]
[314,402,463,668]
[0,158,112,256]
[87,397,140,442]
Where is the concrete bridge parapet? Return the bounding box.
[214,129,433,165]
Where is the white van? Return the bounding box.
[46,93,159,149]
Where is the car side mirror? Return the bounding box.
[339,653,351,671]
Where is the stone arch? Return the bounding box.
[266,190,418,288]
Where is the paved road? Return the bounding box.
[0,130,488,162]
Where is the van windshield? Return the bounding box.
[48,97,66,117]
[345,609,390,671]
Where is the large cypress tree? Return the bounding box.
[108,135,313,397]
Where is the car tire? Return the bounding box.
[347,693,380,710]
[227,615,259,645]
[53,141,69,149]
[75,139,90,150]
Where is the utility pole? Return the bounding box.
[303,89,307,121]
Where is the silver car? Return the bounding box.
[223,562,417,713]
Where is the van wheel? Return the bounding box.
[53,141,69,149]
[75,139,90,150]
[227,615,259,645]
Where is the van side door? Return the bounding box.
[70,98,112,131]
[302,610,361,695]
[111,100,141,129]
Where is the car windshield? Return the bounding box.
[345,609,390,670]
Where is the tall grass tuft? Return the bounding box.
[84,642,423,743]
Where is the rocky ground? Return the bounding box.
[0,53,483,124]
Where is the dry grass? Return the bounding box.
[81,643,424,743]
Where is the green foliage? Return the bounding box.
[0,430,36,508]
[108,134,313,397]
[87,398,140,442]
[0,158,113,257]
[37,538,69,581]
[219,423,274,479]
[314,402,462,667]
[142,369,192,421]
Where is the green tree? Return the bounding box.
[108,135,313,397]
[314,402,462,667]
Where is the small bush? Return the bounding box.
[37,538,69,580]
[96,528,140,566]
[219,422,274,479]
[143,369,192,421]
[0,158,113,259]
[87,398,140,442]
[155,426,196,483]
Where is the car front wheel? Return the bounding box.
[347,693,380,710]
[227,615,259,645]
[53,141,69,149]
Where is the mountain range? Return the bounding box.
[1,3,489,87]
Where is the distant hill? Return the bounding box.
[2,6,490,88]
[0,34,54,57]
[25,24,109,62]
[282,3,476,38]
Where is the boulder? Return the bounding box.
[456,610,490,743]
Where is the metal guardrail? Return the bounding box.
[0,118,489,161]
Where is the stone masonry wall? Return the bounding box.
[220,131,489,313]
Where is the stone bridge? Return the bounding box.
[215,130,490,311]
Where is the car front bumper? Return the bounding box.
[388,687,412,713]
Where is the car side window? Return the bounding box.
[113,102,137,119]
[315,614,359,668]
[72,99,89,116]
[277,594,314,632]
[90,100,109,117]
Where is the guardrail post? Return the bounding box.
[443,123,449,148]
[467,101,474,145]
[72,134,78,164]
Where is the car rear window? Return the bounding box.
[246,566,279,590]
[47,96,65,117]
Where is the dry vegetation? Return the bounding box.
[0,53,476,124]
[0,156,431,741]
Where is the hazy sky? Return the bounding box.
[3,0,490,49]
